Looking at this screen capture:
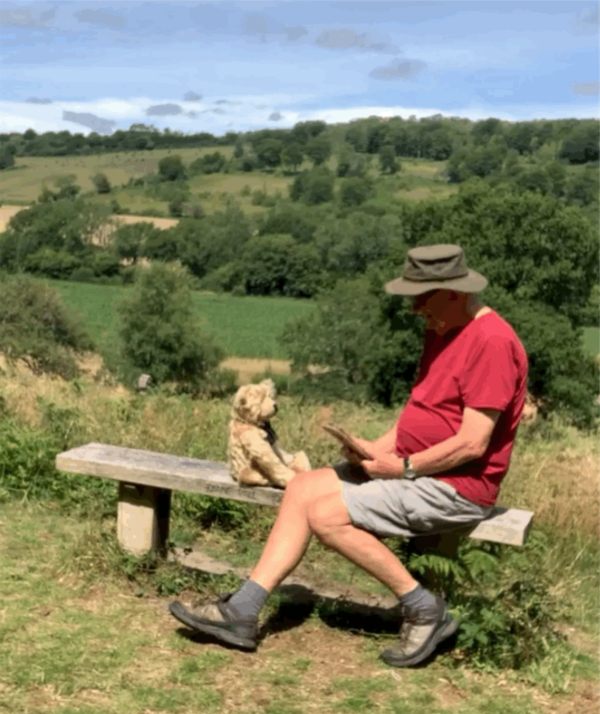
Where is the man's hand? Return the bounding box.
[341,437,375,465]
[361,453,405,479]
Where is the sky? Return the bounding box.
[0,0,598,135]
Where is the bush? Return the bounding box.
[0,197,111,272]
[189,151,226,175]
[0,409,114,511]
[118,262,223,389]
[24,247,81,279]
[401,534,565,670]
[91,172,111,193]
[158,155,186,181]
[290,168,335,204]
[240,235,323,297]
[339,177,374,207]
[0,274,92,378]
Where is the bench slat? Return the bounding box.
[56,442,283,508]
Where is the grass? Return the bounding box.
[582,326,599,358]
[1,499,598,714]
[0,149,456,216]
[0,147,233,204]
[0,364,598,711]
[49,279,315,360]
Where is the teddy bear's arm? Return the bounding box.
[239,431,296,486]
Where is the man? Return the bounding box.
[170,244,528,668]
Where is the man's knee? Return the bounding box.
[285,467,338,506]
[306,493,350,544]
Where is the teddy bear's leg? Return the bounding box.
[237,466,271,487]
[276,447,295,467]
[290,451,312,472]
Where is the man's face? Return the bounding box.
[411,290,452,333]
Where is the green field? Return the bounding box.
[51,280,314,359]
[583,326,599,358]
[52,280,599,363]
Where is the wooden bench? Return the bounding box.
[56,442,534,558]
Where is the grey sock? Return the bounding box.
[399,584,440,619]
[228,579,269,620]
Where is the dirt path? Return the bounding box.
[0,204,26,231]
[221,357,291,383]
[0,204,178,234]
[112,214,178,230]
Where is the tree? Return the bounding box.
[114,222,158,264]
[260,202,321,242]
[158,155,186,181]
[189,151,226,174]
[291,120,327,144]
[412,181,597,327]
[39,175,81,202]
[0,274,91,378]
[559,122,599,164]
[281,276,422,404]
[91,172,111,194]
[0,147,15,170]
[233,140,244,159]
[379,143,398,174]
[336,144,367,178]
[314,211,406,277]
[175,205,252,278]
[241,235,322,297]
[565,169,599,207]
[0,197,111,270]
[305,135,332,166]
[281,142,304,172]
[118,263,223,388]
[254,138,283,169]
[290,168,334,204]
[340,177,374,207]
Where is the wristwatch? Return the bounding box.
[403,456,417,480]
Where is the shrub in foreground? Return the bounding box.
[0,273,91,378]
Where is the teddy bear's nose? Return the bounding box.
[272,403,278,414]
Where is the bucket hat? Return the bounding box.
[385,244,488,296]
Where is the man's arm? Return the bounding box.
[362,407,501,479]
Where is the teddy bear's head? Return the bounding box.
[232,379,278,425]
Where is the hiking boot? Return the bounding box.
[169,594,258,651]
[380,595,458,668]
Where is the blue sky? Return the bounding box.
[0,1,598,135]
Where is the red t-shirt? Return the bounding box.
[395,311,528,507]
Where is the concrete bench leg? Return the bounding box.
[117,482,171,556]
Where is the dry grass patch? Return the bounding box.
[502,423,599,539]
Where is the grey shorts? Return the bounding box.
[335,462,492,539]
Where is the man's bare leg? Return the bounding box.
[250,468,417,596]
[249,468,341,591]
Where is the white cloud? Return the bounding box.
[572,81,600,96]
[0,96,597,137]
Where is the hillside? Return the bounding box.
[0,149,455,215]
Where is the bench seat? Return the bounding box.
[56,442,534,556]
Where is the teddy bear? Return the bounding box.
[228,379,311,488]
